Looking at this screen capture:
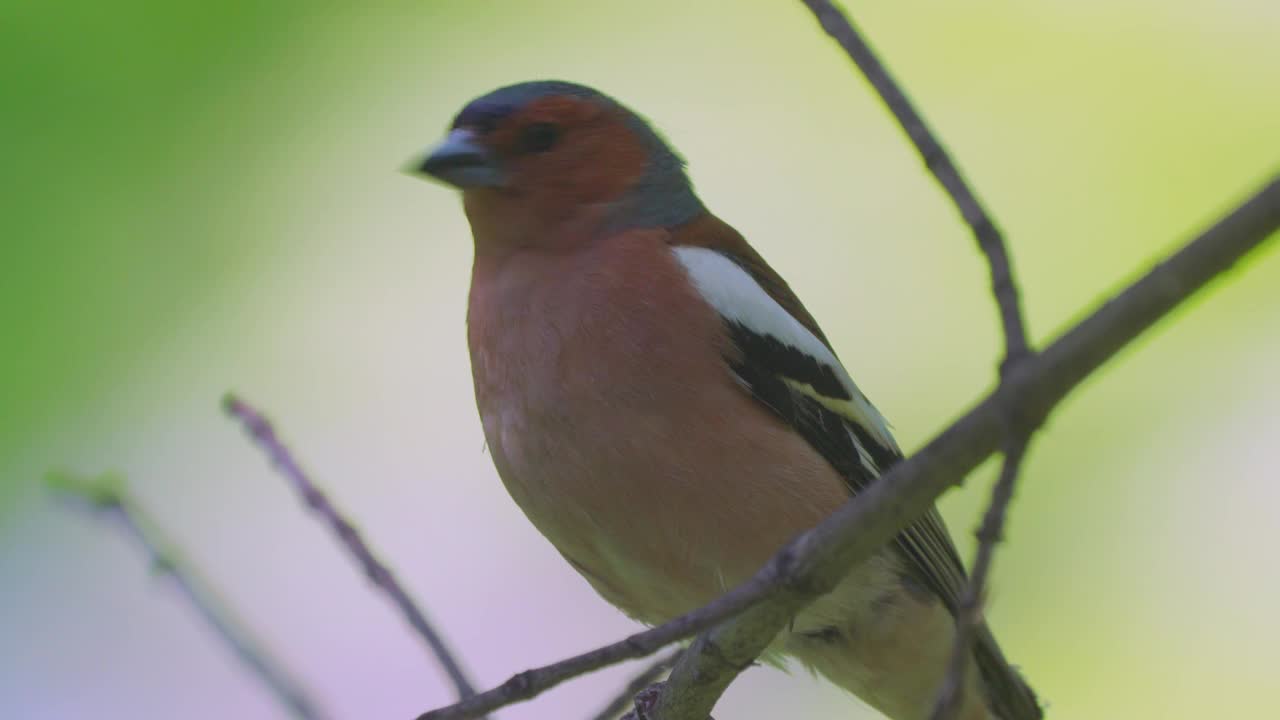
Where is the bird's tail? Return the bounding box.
[973,624,1043,720]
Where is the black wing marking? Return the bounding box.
[725,321,852,401]
[722,320,967,613]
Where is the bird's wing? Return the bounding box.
[670,219,1043,720]
[668,237,967,612]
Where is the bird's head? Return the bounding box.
[412,80,704,254]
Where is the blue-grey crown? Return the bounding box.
[455,80,706,231]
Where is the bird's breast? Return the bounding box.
[465,237,851,622]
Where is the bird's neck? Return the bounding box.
[463,191,615,260]
[463,188,707,262]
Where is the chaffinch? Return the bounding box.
[413,81,1040,720]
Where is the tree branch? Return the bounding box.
[931,436,1031,720]
[222,394,480,703]
[799,0,1030,369]
[46,471,330,720]
[794,4,1044,714]
[416,174,1280,720]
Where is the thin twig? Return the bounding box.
[795,4,1044,717]
[416,174,1280,720]
[222,395,480,702]
[590,651,682,720]
[46,471,329,720]
[799,0,1031,370]
[795,2,1042,714]
[930,436,1032,720]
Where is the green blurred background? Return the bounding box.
[3,1,1278,718]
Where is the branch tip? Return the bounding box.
[225,394,482,704]
[47,471,329,720]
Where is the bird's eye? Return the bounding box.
[519,122,560,153]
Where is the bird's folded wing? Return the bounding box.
[670,243,968,613]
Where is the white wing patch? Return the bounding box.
[671,245,900,455]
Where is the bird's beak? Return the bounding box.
[409,129,505,189]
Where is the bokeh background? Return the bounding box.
[3,1,1278,718]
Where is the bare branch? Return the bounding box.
[931,436,1032,720]
[591,651,682,720]
[416,174,1280,720]
[222,395,479,702]
[799,0,1030,368]
[792,5,1047,714]
[46,471,329,720]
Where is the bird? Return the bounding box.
[412,80,1041,720]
